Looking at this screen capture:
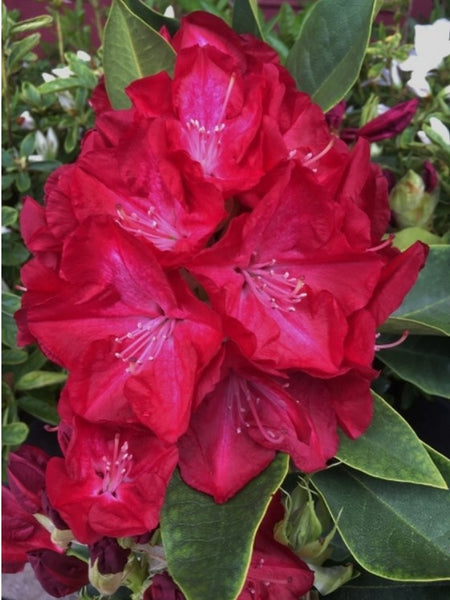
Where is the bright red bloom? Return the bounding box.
[46,418,178,544]
[127,12,346,197]
[19,120,225,269]
[17,217,223,441]
[178,343,375,502]
[190,161,389,375]
[238,494,314,599]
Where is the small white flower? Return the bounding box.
[28,128,59,162]
[52,66,74,79]
[76,50,91,62]
[164,5,175,18]
[417,116,450,145]
[17,110,36,130]
[42,69,75,111]
[399,18,450,97]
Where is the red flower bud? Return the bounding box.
[27,549,89,598]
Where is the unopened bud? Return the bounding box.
[390,169,438,228]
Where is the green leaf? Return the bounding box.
[2,206,18,228]
[37,78,81,95]
[121,0,179,35]
[20,132,36,157]
[336,392,447,488]
[312,464,450,581]
[64,125,80,153]
[2,233,29,265]
[385,245,450,336]
[377,336,450,399]
[232,0,264,39]
[161,453,289,600]
[11,15,53,34]
[2,292,21,348]
[18,395,59,426]
[103,0,176,109]
[286,0,376,111]
[7,33,41,71]
[2,422,29,446]
[15,171,31,193]
[2,349,28,365]
[15,370,67,391]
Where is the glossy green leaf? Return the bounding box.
[385,245,450,336]
[286,0,376,111]
[2,349,28,365]
[11,15,53,34]
[2,206,18,228]
[232,0,263,39]
[121,0,179,35]
[2,233,29,266]
[2,422,29,446]
[37,78,81,95]
[7,33,41,71]
[2,292,21,348]
[377,336,450,399]
[336,392,446,487]
[18,396,59,426]
[312,463,450,581]
[15,370,67,391]
[103,0,175,109]
[161,454,289,600]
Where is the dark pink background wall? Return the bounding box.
[6,0,436,51]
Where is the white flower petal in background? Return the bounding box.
[417,117,450,145]
[52,66,74,79]
[76,50,91,62]
[164,5,175,18]
[399,18,450,96]
[28,128,59,162]
[17,110,36,130]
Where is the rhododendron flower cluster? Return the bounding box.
[7,10,427,597]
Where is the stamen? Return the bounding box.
[184,73,236,175]
[226,373,285,444]
[115,204,179,251]
[242,258,307,313]
[98,434,133,496]
[375,330,409,351]
[302,138,334,167]
[114,316,175,373]
[366,234,394,253]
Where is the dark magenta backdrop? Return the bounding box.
[7,0,435,28]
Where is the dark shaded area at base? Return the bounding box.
[402,396,450,458]
[328,572,450,599]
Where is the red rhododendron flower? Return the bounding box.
[178,343,375,502]
[15,9,429,535]
[189,160,409,375]
[18,217,223,441]
[46,418,178,544]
